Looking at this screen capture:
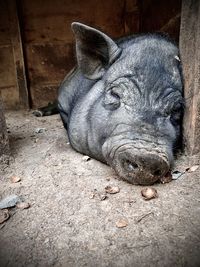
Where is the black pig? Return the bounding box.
[58,22,184,185]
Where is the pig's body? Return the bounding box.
[58,23,184,185]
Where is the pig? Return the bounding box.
[58,22,184,185]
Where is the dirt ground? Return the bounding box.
[0,111,200,267]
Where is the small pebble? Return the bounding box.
[89,192,95,199]
[35,128,46,134]
[82,155,91,162]
[32,110,43,117]
[172,170,184,180]
[0,195,21,209]
[99,194,107,201]
[105,185,120,194]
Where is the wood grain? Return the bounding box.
[179,0,200,154]
[0,93,9,165]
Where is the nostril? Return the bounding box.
[153,169,162,176]
[123,160,138,172]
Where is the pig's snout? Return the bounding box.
[116,151,170,185]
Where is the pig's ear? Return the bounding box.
[71,22,121,80]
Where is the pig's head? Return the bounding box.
[72,22,184,185]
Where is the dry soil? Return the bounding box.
[0,111,200,267]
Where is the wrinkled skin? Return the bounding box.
[58,22,184,185]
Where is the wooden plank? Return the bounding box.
[7,0,29,108]
[0,46,17,87]
[179,0,200,154]
[0,0,12,44]
[124,0,140,34]
[20,0,138,107]
[20,0,126,44]
[1,86,20,109]
[0,93,9,165]
[140,0,181,42]
[25,43,75,107]
[31,85,59,108]
[0,0,20,109]
[25,43,74,86]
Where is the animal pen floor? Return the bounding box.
[0,111,200,267]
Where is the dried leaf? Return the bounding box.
[0,209,10,224]
[187,165,199,173]
[16,202,30,209]
[116,218,128,228]
[141,188,158,200]
[10,175,21,183]
[105,185,120,194]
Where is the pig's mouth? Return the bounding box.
[103,141,171,185]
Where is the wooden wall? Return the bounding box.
[0,0,28,109]
[0,0,20,109]
[179,0,200,155]
[0,93,9,164]
[18,0,139,107]
[0,0,181,109]
[140,0,181,43]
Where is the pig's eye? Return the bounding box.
[103,89,121,110]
